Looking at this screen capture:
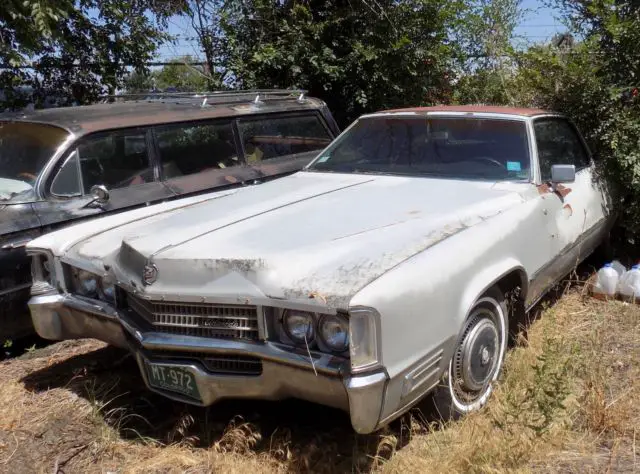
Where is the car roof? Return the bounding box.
[377,105,554,118]
[0,92,326,136]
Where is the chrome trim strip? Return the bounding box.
[1,238,32,250]
[401,349,443,399]
[30,281,54,296]
[0,282,31,297]
[129,331,343,376]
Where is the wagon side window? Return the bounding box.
[155,120,239,179]
[237,114,332,163]
[75,129,152,194]
[534,118,591,182]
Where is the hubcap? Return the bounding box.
[461,318,499,391]
[452,309,501,401]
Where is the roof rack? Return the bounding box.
[98,89,308,107]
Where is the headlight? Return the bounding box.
[70,268,99,298]
[319,314,349,352]
[69,266,115,304]
[349,308,380,372]
[98,279,116,304]
[31,253,53,285]
[283,310,315,344]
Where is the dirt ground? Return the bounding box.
[0,286,638,473]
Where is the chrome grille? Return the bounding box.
[150,351,262,376]
[127,294,260,340]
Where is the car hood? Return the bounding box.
[67,172,526,309]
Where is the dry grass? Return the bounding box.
[383,291,639,473]
[0,289,637,473]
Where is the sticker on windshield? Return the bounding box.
[506,161,522,172]
[316,155,330,163]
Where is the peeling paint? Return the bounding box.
[36,173,537,314]
[562,204,573,218]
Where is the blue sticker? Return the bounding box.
[506,161,522,172]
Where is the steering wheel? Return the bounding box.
[17,172,37,183]
[471,157,505,169]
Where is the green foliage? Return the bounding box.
[451,0,523,105]
[504,1,640,234]
[155,60,209,92]
[0,0,185,108]
[219,0,463,126]
[124,56,209,93]
[492,323,574,445]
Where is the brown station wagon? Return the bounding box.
[0,90,340,340]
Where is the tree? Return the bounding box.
[0,0,185,108]
[123,56,209,92]
[216,0,463,126]
[155,58,209,91]
[451,0,524,105]
[510,0,640,234]
[186,0,228,88]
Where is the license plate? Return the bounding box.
[146,363,201,401]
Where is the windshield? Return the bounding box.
[0,121,70,202]
[307,116,531,181]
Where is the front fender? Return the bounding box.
[456,258,527,334]
[349,195,545,382]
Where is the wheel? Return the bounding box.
[432,286,509,419]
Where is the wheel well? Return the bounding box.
[494,269,527,300]
[493,269,527,343]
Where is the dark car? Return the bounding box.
[0,89,340,340]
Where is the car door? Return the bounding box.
[33,127,174,230]
[533,117,611,276]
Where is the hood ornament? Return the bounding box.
[142,263,158,286]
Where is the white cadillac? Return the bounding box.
[27,106,613,433]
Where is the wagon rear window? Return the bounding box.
[238,114,332,163]
[308,116,531,181]
[0,122,69,202]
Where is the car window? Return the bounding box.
[238,114,332,163]
[76,130,152,193]
[0,122,70,203]
[534,118,590,181]
[50,150,81,197]
[155,121,239,179]
[307,117,531,181]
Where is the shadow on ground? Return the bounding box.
[1,333,52,361]
[18,243,636,472]
[21,344,424,472]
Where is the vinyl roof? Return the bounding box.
[0,96,326,136]
[380,105,553,117]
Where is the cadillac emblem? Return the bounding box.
[142,263,158,286]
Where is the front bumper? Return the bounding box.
[28,292,388,434]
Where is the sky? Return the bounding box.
[156,0,566,62]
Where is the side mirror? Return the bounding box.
[89,184,110,204]
[550,164,576,184]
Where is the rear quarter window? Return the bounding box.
[238,114,333,163]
